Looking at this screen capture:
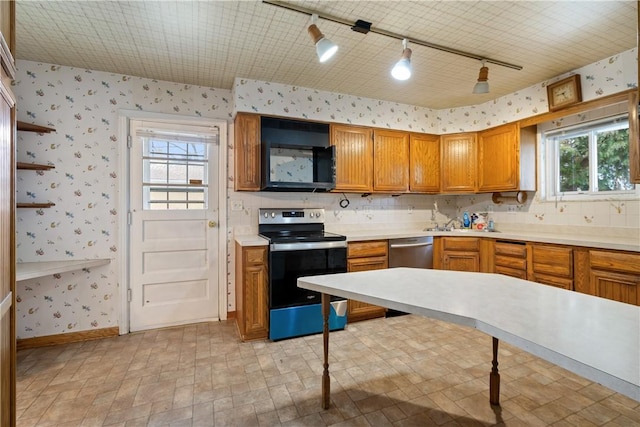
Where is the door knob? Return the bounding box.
[208,221,217,228]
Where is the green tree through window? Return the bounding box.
[559,134,588,192]
[596,128,630,191]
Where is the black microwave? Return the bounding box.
[260,117,335,192]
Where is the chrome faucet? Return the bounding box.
[444,217,460,230]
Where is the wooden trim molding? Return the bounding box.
[518,89,635,128]
[17,327,119,351]
[0,31,15,80]
[226,311,237,320]
[629,90,639,183]
[0,292,10,318]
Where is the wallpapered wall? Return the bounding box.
[234,48,638,133]
[15,62,233,339]
[15,46,638,339]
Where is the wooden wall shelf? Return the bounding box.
[16,162,55,171]
[17,259,111,282]
[17,121,56,134]
[17,202,55,209]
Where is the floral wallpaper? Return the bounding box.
[234,48,637,133]
[15,46,638,340]
[15,60,233,339]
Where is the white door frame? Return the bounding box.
[118,110,228,335]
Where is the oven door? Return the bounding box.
[269,242,347,309]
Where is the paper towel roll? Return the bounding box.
[330,300,348,317]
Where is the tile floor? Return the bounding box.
[16,315,640,426]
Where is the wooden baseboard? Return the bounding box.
[17,326,119,350]
[226,311,237,320]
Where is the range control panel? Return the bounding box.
[258,208,325,225]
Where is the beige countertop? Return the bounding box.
[235,225,640,252]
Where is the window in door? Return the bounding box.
[140,131,213,210]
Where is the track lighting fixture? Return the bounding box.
[308,14,338,63]
[263,0,522,85]
[473,62,490,94]
[391,39,412,81]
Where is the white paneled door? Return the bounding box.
[129,120,220,332]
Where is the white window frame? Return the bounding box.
[542,114,639,202]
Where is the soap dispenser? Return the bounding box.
[462,212,471,229]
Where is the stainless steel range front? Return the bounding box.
[258,208,347,340]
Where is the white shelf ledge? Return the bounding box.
[16,259,111,282]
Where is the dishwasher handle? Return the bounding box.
[389,241,433,249]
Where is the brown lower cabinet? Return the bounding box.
[527,243,574,290]
[435,237,481,272]
[347,240,388,322]
[580,249,640,305]
[235,243,269,341]
[493,240,527,279]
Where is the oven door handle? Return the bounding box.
[270,240,347,252]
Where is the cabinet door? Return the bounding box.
[441,133,477,193]
[590,270,640,306]
[347,255,387,322]
[409,133,440,192]
[478,123,519,192]
[442,252,480,272]
[234,113,261,191]
[235,245,268,341]
[373,129,409,192]
[589,249,640,305]
[242,263,269,339]
[331,124,373,192]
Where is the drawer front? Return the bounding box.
[495,265,528,280]
[532,273,573,290]
[531,245,573,278]
[441,237,480,252]
[495,241,526,258]
[590,250,640,275]
[244,247,267,265]
[495,254,526,270]
[348,240,388,258]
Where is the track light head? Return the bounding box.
[473,63,490,94]
[308,15,338,63]
[391,39,412,81]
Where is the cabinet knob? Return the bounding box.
[208,221,217,228]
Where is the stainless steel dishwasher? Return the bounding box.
[387,236,434,317]
[389,236,433,269]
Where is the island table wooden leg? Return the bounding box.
[490,336,500,406]
[322,293,330,409]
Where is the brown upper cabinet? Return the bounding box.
[331,124,374,192]
[332,124,439,194]
[234,113,261,191]
[440,132,477,193]
[373,129,409,192]
[409,133,440,193]
[235,113,536,194]
[478,123,519,192]
[441,123,536,194]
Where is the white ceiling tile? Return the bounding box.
[15,0,637,109]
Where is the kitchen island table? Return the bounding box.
[297,267,640,409]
